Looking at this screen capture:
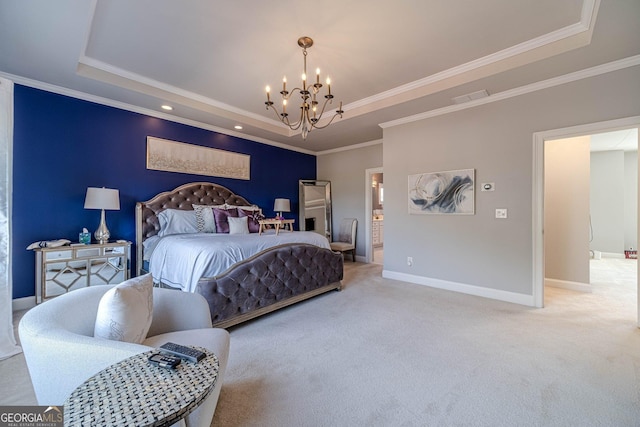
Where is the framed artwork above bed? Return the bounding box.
[146,136,250,180]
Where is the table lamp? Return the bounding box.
[84,187,120,243]
[273,198,290,219]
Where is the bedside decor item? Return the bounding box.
[84,187,120,243]
[27,239,71,250]
[78,228,91,244]
[408,169,475,215]
[274,198,290,219]
[264,36,343,140]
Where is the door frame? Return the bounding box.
[365,166,383,264]
[532,116,640,326]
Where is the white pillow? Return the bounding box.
[157,209,199,237]
[228,216,249,234]
[94,274,154,344]
[192,204,225,233]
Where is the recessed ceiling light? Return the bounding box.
[161,105,173,111]
[234,125,243,130]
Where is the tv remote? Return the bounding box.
[159,342,206,363]
[148,353,181,369]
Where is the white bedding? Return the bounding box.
[148,230,331,292]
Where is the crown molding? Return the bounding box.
[339,0,600,117]
[1,70,315,155]
[316,139,383,156]
[380,55,640,129]
[76,55,292,137]
[78,0,600,137]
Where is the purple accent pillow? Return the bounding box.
[213,208,238,233]
[238,208,263,233]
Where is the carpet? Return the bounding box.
[212,261,640,426]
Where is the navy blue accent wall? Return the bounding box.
[12,85,316,299]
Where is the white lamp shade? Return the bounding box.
[273,198,290,213]
[84,187,120,210]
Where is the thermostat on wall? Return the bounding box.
[481,182,495,192]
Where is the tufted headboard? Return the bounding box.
[135,182,253,275]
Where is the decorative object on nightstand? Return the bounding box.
[273,198,290,220]
[78,227,91,244]
[84,187,120,243]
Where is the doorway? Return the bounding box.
[365,167,383,264]
[533,116,640,326]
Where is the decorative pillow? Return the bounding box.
[236,205,261,212]
[94,274,154,344]
[213,207,238,233]
[238,208,264,233]
[157,209,198,237]
[228,216,250,235]
[192,204,225,233]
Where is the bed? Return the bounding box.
[135,182,343,328]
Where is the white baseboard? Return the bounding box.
[545,278,592,293]
[12,296,35,312]
[382,270,535,307]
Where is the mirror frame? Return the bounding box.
[299,180,332,241]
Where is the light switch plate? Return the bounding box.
[495,208,508,219]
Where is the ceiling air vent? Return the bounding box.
[452,89,489,104]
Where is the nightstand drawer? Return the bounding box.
[45,250,73,261]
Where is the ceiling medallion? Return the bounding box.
[265,36,343,140]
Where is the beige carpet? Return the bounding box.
[3,259,639,426]
[212,259,640,426]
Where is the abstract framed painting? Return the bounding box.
[408,169,475,215]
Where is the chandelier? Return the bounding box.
[264,36,343,140]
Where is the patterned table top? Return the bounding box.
[64,347,219,427]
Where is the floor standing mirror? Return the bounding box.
[299,180,332,241]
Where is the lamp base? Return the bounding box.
[94,209,111,243]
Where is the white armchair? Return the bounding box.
[19,285,230,427]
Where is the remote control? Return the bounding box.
[148,353,181,369]
[159,342,206,363]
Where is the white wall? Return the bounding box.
[317,143,383,258]
[544,136,590,285]
[382,65,640,302]
[624,151,638,251]
[590,151,627,254]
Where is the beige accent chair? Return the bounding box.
[19,285,230,427]
[330,218,357,262]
